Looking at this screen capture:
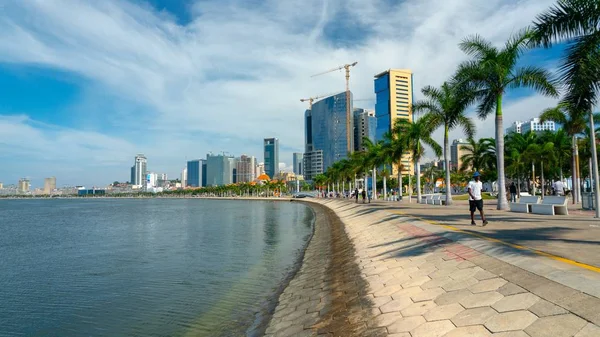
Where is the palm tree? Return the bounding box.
[383,131,407,200]
[460,138,496,173]
[455,29,558,210]
[393,116,442,203]
[413,82,476,205]
[524,142,556,197]
[362,137,391,200]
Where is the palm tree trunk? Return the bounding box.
[444,125,452,206]
[574,137,581,203]
[372,167,377,200]
[383,175,387,201]
[495,96,509,210]
[398,161,403,201]
[541,161,545,199]
[589,110,600,217]
[408,168,412,203]
[416,160,422,203]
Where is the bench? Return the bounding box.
[421,194,440,204]
[433,195,446,206]
[530,196,569,216]
[509,196,540,213]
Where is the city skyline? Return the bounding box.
[0,0,566,186]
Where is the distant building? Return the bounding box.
[146,172,158,188]
[0,182,3,189]
[521,118,557,133]
[236,155,257,183]
[353,108,377,152]
[292,153,304,176]
[206,153,235,186]
[506,121,522,134]
[256,162,265,179]
[187,159,205,187]
[78,188,106,196]
[303,150,324,181]
[264,138,279,180]
[43,177,56,194]
[450,139,470,171]
[18,178,30,193]
[131,154,147,187]
[374,69,414,175]
[181,167,187,188]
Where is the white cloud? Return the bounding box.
[0,0,558,186]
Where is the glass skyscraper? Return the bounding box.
[186,159,205,187]
[353,108,377,152]
[206,153,234,186]
[263,138,279,179]
[293,153,303,175]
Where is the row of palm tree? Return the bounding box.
[321,0,600,210]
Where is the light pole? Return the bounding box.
[588,109,600,218]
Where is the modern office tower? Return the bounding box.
[43,177,56,194]
[450,139,470,171]
[374,69,413,175]
[506,121,523,134]
[146,172,158,188]
[18,178,30,193]
[181,167,187,187]
[292,153,304,175]
[307,92,353,172]
[202,161,207,187]
[186,159,205,187]
[131,154,147,187]
[303,150,324,181]
[264,138,279,179]
[206,153,235,186]
[520,118,558,133]
[353,108,377,152]
[236,155,257,183]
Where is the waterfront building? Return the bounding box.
[181,167,187,188]
[506,121,523,134]
[43,177,56,194]
[450,139,470,171]
[236,155,257,183]
[374,69,414,175]
[308,92,353,173]
[521,117,557,133]
[303,150,324,181]
[187,159,205,187]
[353,108,377,152]
[264,138,279,180]
[18,178,30,193]
[131,154,147,187]
[292,153,304,176]
[146,172,158,188]
[206,153,235,186]
[0,182,3,189]
[256,162,266,179]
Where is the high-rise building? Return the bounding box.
[146,172,158,188]
[450,139,470,171]
[256,162,265,179]
[308,92,353,172]
[292,153,304,175]
[18,178,30,193]
[187,159,205,187]
[520,118,557,134]
[131,154,147,187]
[506,121,523,134]
[303,150,324,181]
[0,182,3,189]
[236,155,256,183]
[374,69,414,175]
[353,108,377,152]
[181,167,187,188]
[264,138,279,179]
[43,177,56,194]
[206,153,235,186]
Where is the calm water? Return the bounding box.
[0,199,313,336]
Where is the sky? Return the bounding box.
[0,0,566,188]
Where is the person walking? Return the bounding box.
[361,189,366,204]
[354,188,359,203]
[509,182,517,203]
[468,172,488,226]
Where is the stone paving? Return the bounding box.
[264,199,600,336]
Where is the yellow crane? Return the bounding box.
[311,62,358,153]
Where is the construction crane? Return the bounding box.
[300,93,337,110]
[311,62,358,153]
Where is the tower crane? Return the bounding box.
[311,62,358,153]
[300,93,337,110]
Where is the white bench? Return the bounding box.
[421,194,439,204]
[509,196,540,213]
[433,195,446,206]
[530,196,569,215]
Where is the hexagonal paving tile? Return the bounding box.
[401,301,437,317]
[528,299,568,317]
[424,303,465,321]
[484,310,538,333]
[525,314,588,337]
[402,275,431,288]
[575,323,600,337]
[468,278,508,294]
[368,295,393,308]
[443,325,491,337]
[411,320,455,337]
[393,286,424,300]
[451,307,499,327]
[421,277,452,289]
[491,331,530,337]
[497,283,527,296]
[435,289,473,306]
[411,287,446,302]
[474,270,497,281]
[460,291,504,308]
[442,277,479,292]
[492,293,540,312]
[380,297,414,313]
[387,316,426,334]
[449,267,480,280]
[370,312,404,327]
[374,284,403,297]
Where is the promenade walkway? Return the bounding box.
[265,198,600,337]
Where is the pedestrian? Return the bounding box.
[468,172,488,226]
[509,182,517,203]
[368,190,372,203]
[354,188,359,203]
[361,189,366,204]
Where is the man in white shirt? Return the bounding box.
[468,172,488,226]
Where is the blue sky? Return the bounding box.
[0,0,565,187]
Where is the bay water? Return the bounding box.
[0,198,313,336]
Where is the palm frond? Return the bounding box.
[509,66,559,97]
[459,35,498,60]
[531,0,600,47]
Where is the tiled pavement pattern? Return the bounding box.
[264,199,600,336]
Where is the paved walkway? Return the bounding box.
[265,198,600,337]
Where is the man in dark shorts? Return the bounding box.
[468,172,488,226]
